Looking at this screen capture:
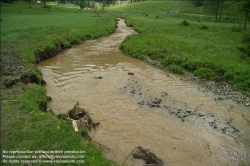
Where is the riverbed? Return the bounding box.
[38,18,250,166]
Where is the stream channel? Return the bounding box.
[38,19,250,166]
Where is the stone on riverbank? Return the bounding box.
[58,103,100,130]
[132,146,164,166]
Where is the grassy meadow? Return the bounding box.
[1,1,116,63]
[107,1,250,92]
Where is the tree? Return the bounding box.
[0,0,18,3]
[193,0,203,7]
[192,0,203,7]
[79,0,86,9]
[41,0,47,8]
[204,0,224,22]
[242,0,250,30]
[217,0,224,22]
[27,0,32,8]
[59,0,67,4]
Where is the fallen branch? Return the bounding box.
[122,146,138,165]
[72,120,78,132]
[41,151,54,160]
[84,133,110,151]
[92,139,111,151]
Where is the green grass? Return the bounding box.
[106,1,250,92]
[107,0,244,23]
[1,1,119,165]
[1,1,116,63]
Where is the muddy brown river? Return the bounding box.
[38,19,250,166]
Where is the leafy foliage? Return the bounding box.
[180,20,190,26]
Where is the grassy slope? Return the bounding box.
[107,1,250,92]
[1,2,119,166]
[1,2,116,63]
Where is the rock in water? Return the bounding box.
[94,76,103,79]
[66,103,100,129]
[132,146,164,166]
[68,102,86,120]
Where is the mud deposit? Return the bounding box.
[38,19,250,166]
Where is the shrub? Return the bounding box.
[180,20,190,26]
[168,64,183,74]
[200,25,208,29]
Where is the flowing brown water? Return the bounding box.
[38,19,250,166]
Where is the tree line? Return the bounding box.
[0,0,143,10]
[1,0,249,28]
[191,0,250,30]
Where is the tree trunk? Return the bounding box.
[244,10,248,30]
[219,0,224,22]
[215,1,220,22]
[43,0,47,8]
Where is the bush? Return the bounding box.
[168,64,183,74]
[180,20,190,26]
[194,67,216,79]
[200,25,208,29]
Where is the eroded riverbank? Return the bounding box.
[38,19,250,166]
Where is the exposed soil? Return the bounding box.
[1,44,25,76]
[35,45,63,62]
[1,40,65,89]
